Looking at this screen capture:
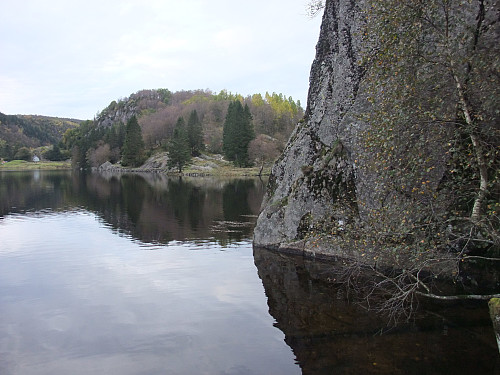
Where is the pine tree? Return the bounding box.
[167,117,191,173]
[222,101,238,161]
[44,143,63,161]
[122,115,145,167]
[187,110,204,156]
[222,101,255,167]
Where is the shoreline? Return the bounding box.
[0,160,72,171]
[0,159,271,177]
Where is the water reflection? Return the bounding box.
[2,170,498,374]
[0,213,299,375]
[0,170,266,246]
[253,246,499,375]
[0,170,69,215]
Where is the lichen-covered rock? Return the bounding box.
[253,0,459,263]
[98,161,114,171]
[254,0,369,251]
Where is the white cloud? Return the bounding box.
[0,0,321,118]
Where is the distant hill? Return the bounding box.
[61,88,305,169]
[0,113,81,148]
[94,88,303,150]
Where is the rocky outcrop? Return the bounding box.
[98,161,114,171]
[254,0,370,254]
[253,0,457,262]
[95,99,138,128]
[95,89,169,128]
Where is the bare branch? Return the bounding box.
[416,291,500,301]
[306,1,325,18]
[462,255,500,262]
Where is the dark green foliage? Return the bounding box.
[18,115,81,144]
[167,117,191,173]
[104,122,126,150]
[157,88,172,104]
[63,120,105,169]
[14,147,32,161]
[103,122,126,163]
[222,101,255,167]
[0,113,79,154]
[187,110,204,156]
[122,116,146,167]
[0,139,11,160]
[44,144,64,161]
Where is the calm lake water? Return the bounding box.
[0,170,498,374]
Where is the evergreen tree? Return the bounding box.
[167,117,191,173]
[44,143,63,161]
[105,125,118,148]
[222,101,255,167]
[122,115,145,167]
[14,147,32,161]
[0,140,13,160]
[116,122,126,149]
[222,101,238,161]
[187,110,204,156]
[0,139,7,159]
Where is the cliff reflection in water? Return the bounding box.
[253,246,498,375]
[0,170,265,245]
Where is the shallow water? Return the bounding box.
[0,170,498,374]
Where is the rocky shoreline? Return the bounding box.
[92,151,270,177]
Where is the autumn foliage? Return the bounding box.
[64,88,303,169]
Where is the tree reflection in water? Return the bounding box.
[253,246,498,375]
[0,170,266,246]
[1,170,497,374]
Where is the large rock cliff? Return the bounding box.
[253,0,499,265]
[254,0,373,256]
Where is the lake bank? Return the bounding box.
[0,152,272,176]
[0,160,72,170]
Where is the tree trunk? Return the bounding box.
[449,66,488,222]
[469,133,488,221]
[445,0,488,223]
[258,164,264,177]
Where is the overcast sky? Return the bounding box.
[0,0,322,120]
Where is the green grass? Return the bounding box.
[181,155,270,176]
[0,153,270,175]
[0,160,71,170]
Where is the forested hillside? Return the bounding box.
[0,113,80,160]
[65,88,303,169]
